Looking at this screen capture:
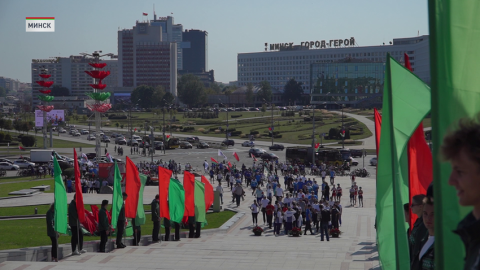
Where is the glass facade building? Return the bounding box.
[310,59,385,107]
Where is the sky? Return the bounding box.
[0,0,429,84]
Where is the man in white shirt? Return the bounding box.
[321,170,326,181]
[216,182,224,204]
[283,194,293,207]
[260,197,270,224]
[275,184,284,201]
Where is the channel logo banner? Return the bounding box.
[26,17,55,32]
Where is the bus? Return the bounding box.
[339,148,352,160]
[286,147,343,166]
[166,137,180,149]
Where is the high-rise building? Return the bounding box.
[118,19,177,96]
[182,29,208,72]
[31,55,118,106]
[150,15,183,70]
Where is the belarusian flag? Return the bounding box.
[183,171,196,219]
[201,176,214,212]
[374,108,382,157]
[158,167,172,219]
[233,152,240,162]
[376,55,431,269]
[135,174,148,226]
[73,149,85,223]
[314,143,320,152]
[53,156,67,234]
[111,161,123,229]
[194,180,206,223]
[19,146,25,151]
[169,178,185,223]
[125,156,141,218]
[210,157,218,165]
[429,1,480,268]
[166,135,171,142]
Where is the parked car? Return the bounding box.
[132,135,141,141]
[127,139,139,146]
[58,128,66,133]
[13,160,35,169]
[346,157,359,166]
[196,142,209,149]
[154,141,164,150]
[101,136,111,143]
[139,141,150,148]
[0,158,13,164]
[72,132,81,137]
[249,148,266,157]
[186,137,199,143]
[222,139,235,146]
[0,162,19,170]
[180,141,193,149]
[260,152,279,161]
[370,157,378,166]
[350,149,364,158]
[115,137,127,145]
[242,141,255,147]
[87,134,96,141]
[269,144,285,151]
[80,129,89,135]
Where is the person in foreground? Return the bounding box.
[98,200,111,252]
[411,186,434,270]
[46,203,58,262]
[442,117,480,269]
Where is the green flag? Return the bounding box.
[53,156,67,234]
[168,178,185,223]
[111,161,123,229]
[194,180,206,223]
[135,174,148,226]
[428,1,480,268]
[376,55,431,269]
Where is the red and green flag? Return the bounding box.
[53,156,67,234]
[135,174,148,226]
[374,108,382,157]
[183,171,196,218]
[376,55,431,269]
[168,178,185,223]
[111,161,123,229]
[210,157,218,165]
[429,1,480,268]
[158,167,172,219]
[125,156,141,218]
[201,176,214,212]
[194,180,206,223]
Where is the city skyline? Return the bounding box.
[0,0,429,85]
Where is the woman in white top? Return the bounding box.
[274,207,283,236]
[250,200,259,226]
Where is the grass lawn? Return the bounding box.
[0,210,236,250]
[0,179,54,197]
[8,131,93,149]
[0,175,53,184]
[0,204,152,217]
[332,141,364,146]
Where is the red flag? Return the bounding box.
[210,157,218,165]
[233,152,240,162]
[405,53,433,231]
[73,149,85,223]
[268,127,272,131]
[314,143,320,149]
[158,167,172,219]
[143,12,148,16]
[125,157,141,218]
[201,176,214,212]
[251,153,257,161]
[19,146,25,151]
[183,171,195,218]
[228,161,232,168]
[374,108,382,157]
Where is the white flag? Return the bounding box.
[218,149,227,160]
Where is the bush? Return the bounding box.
[63,168,74,179]
[329,128,339,140]
[274,134,282,139]
[0,132,5,142]
[21,135,35,147]
[182,126,195,132]
[108,114,128,120]
[231,115,242,118]
[197,128,205,133]
[250,130,259,135]
[231,131,242,136]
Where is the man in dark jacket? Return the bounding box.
[409,194,428,265]
[68,195,84,255]
[442,119,480,269]
[411,195,435,270]
[151,194,160,242]
[164,217,171,241]
[46,204,57,261]
[320,204,331,241]
[116,192,127,248]
[98,200,110,252]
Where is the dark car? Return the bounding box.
[350,149,364,158]
[261,152,279,161]
[186,137,199,143]
[115,137,126,145]
[197,142,209,149]
[269,144,285,151]
[101,136,111,143]
[154,141,164,150]
[127,139,139,146]
[249,148,266,157]
[85,153,96,159]
[222,139,235,147]
[139,141,150,148]
[180,141,193,149]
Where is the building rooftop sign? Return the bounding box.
[32,58,59,63]
[265,37,355,51]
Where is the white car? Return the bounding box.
[13,160,35,169]
[58,128,66,133]
[242,141,255,147]
[370,157,378,166]
[0,162,19,170]
[87,134,96,141]
[81,129,89,135]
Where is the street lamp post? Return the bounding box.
[341,104,345,149]
[263,98,274,147]
[219,99,229,141]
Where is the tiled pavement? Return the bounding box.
[0,174,379,270]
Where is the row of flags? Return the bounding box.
[217,149,240,162]
[53,148,214,237]
[376,1,480,267]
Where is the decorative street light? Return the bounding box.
[219,98,229,141]
[262,98,274,146]
[33,66,54,149]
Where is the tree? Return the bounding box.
[21,135,35,147]
[256,81,272,102]
[162,92,175,106]
[210,82,222,94]
[177,74,207,107]
[283,78,304,103]
[152,85,166,106]
[131,85,155,108]
[245,83,255,105]
[51,85,70,96]
[261,104,267,116]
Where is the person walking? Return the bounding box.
[274,206,283,236]
[358,187,364,207]
[116,192,127,248]
[304,205,314,235]
[320,205,331,241]
[216,182,224,204]
[233,184,244,207]
[46,204,58,261]
[260,196,270,224]
[98,200,110,252]
[151,195,160,242]
[68,195,84,255]
[266,201,275,229]
[250,200,259,226]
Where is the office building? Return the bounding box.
[31,55,118,107]
[118,19,178,96]
[182,29,208,72]
[150,15,184,70]
[237,35,430,95]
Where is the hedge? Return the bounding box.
[21,135,35,147]
[250,130,259,135]
[231,115,242,118]
[182,127,195,132]
[108,114,128,120]
[231,131,242,136]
